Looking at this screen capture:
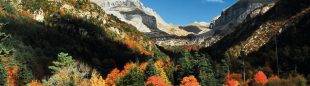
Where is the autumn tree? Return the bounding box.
[180,75,200,86]
[90,70,105,86]
[145,76,167,86]
[105,68,121,86]
[254,71,268,85]
[27,80,42,86]
[226,79,239,86]
[119,62,135,76]
[154,59,171,85]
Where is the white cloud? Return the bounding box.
[201,0,224,3]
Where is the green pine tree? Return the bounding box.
[17,65,33,85]
[116,66,145,86]
[145,60,160,78]
[0,64,8,86]
[48,52,76,72]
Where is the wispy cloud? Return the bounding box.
[201,0,224,3]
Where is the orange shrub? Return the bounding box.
[27,80,42,86]
[155,60,171,85]
[7,67,18,86]
[226,79,239,86]
[225,73,242,86]
[105,68,121,86]
[59,8,66,16]
[139,62,149,72]
[254,71,268,85]
[145,76,167,86]
[119,62,135,76]
[123,40,135,49]
[180,75,200,86]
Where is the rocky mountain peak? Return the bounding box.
[91,0,201,37]
[93,0,142,10]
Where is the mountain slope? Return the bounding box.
[200,0,278,47]
[201,0,310,75]
[0,0,166,78]
[91,0,193,36]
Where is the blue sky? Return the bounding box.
[140,0,237,25]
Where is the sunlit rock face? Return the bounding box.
[210,0,278,32]
[201,0,278,47]
[91,0,277,47]
[91,0,193,36]
[91,0,215,46]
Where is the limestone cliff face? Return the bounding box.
[201,0,278,47]
[201,0,310,75]
[90,0,193,36]
[91,0,278,47]
[210,0,277,32]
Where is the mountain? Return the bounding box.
[152,0,279,47]
[90,0,193,36]
[0,0,309,85]
[90,0,214,47]
[200,0,278,47]
[202,0,310,77]
[0,0,166,80]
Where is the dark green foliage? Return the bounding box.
[195,53,217,86]
[176,52,217,86]
[177,52,194,75]
[0,32,34,85]
[218,52,231,84]
[176,52,195,83]
[48,52,76,72]
[145,60,160,78]
[164,63,175,84]
[116,67,145,86]
[21,0,49,12]
[0,64,8,86]
[17,65,33,85]
[1,1,15,14]
[77,0,89,4]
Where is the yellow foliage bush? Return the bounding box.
[90,71,105,86]
[154,59,171,85]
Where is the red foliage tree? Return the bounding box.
[180,75,200,86]
[145,76,167,86]
[105,68,121,86]
[254,71,268,85]
[119,62,135,76]
[225,73,241,86]
[226,79,239,86]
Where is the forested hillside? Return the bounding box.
[0,0,309,86]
